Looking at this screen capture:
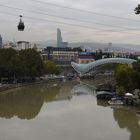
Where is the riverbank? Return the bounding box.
[0,77,64,93]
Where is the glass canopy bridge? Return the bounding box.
[71,58,136,74]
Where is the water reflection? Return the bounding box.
[0,84,60,119]
[0,81,96,120]
[71,83,95,95]
[113,108,140,140]
[0,81,140,140]
[97,100,109,107]
[0,82,77,120]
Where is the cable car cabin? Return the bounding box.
[17,15,25,31]
[18,21,25,31]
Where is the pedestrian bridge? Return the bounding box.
[71,58,136,74]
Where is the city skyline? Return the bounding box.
[0,0,140,45]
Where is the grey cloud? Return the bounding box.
[0,0,140,44]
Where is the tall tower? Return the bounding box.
[57,28,63,47]
[0,35,2,48]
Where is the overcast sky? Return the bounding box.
[0,0,140,44]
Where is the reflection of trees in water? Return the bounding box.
[0,84,60,120]
[113,108,140,140]
[96,100,109,107]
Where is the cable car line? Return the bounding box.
[0,3,139,31]
[0,10,114,32]
[31,0,140,23]
[0,10,140,36]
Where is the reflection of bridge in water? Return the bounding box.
[71,58,136,74]
[71,82,96,95]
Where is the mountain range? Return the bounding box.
[35,40,140,52]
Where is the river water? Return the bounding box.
[0,80,140,140]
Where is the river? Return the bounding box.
[0,80,140,140]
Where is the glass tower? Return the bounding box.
[57,28,63,48]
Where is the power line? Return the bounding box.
[32,0,140,23]
[1,10,140,36]
[0,3,139,32]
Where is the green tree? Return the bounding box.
[134,4,140,14]
[133,60,140,72]
[18,49,44,78]
[132,60,140,89]
[115,64,134,92]
[115,60,140,94]
[0,48,44,83]
[43,60,60,75]
[93,49,103,60]
[117,86,126,96]
[72,47,83,52]
[0,48,17,79]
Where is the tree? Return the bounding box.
[92,49,103,60]
[72,47,83,52]
[115,60,140,94]
[132,60,140,89]
[18,49,44,78]
[134,4,140,14]
[133,60,140,72]
[115,64,134,92]
[0,48,44,83]
[43,60,60,75]
[0,48,17,79]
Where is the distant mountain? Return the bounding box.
[34,40,140,52]
[113,44,140,52]
[34,40,57,48]
[69,42,140,52]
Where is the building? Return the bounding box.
[16,41,30,50]
[3,42,16,48]
[77,52,95,64]
[57,28,68,48]
[57,28,62,48]
[42,46,78,65]
[42,46,78,75]
[53,51,78,65]
[113,51,133,58]
[0,35,2,48]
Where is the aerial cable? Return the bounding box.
[31,0,140,23]
[0,10,140,36]
[0,4,139,31]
